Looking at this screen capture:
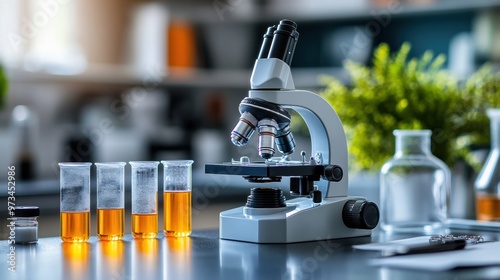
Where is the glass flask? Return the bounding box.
[475,109,500,221]
[380,130,450,234]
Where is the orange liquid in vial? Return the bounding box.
[61,211,90,242]
[132,213,158,239]
[97,208,125,240]
[164,191,192,237]
[476,194,500,221]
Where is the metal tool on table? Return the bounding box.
[382,240,467,257]
[205,19,379,243]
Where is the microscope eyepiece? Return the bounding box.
[267,19,299,65]
[257,25,277,59]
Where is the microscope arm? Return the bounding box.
[249,89,349,198]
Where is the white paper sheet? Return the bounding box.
[353,237,500,271]
[353,236,430,251]
[370,242,500,271]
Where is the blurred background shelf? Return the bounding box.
[2,0,498,183]
[193,0,500,23]
[7,66,250,92]
[1,0,500,237]
[7,65,348,92]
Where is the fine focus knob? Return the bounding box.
[342,200,379,230]
[323,165,343,182]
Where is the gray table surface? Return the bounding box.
[2,229,500,280]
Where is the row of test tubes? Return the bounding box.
[58,160,193,242]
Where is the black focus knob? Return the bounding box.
[342,200,379,230]
[323,165,343,182]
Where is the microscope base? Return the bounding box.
[219,196,372,243]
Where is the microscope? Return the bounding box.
[205,20,379,243]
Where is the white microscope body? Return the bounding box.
[205,20,379,243]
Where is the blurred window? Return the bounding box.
[0,0,84,73]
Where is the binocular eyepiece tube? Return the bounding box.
[259,19,299,65]
[257,25,277,59]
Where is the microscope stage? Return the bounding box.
[205,162,324,177]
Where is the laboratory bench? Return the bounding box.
[2,229,500,280]
[0,172,380,239]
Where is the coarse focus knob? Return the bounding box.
[342,200,379,230]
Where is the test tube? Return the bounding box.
[59,162,92,242]
[96,162,126,241]
[130,161,159,239]
[162,160,194,237]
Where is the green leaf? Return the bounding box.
[320,42,499,171]
[0,64,8,109]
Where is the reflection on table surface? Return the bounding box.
[1,229,500,280]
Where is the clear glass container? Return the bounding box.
[474,109,500,221]
[162,160,194,237]
[59,162,92,242]
[129,161,159,239]
[96,162,126,241]
[380,130,450,234]
[12,206,40,244]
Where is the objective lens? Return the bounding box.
[231,112,257,146]
[275,124,296,155]
[258,119,278,159]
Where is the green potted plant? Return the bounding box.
[0,64,7,109]
[320,43,500,172]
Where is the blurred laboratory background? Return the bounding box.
[1,0,499,237]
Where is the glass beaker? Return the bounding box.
[162,160,194,237]
[130,161,159,239]
[380,130,450,234]
[59,162,92,242]
[96,162,126,240]
[475,108,500,221]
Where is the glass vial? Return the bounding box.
[96,162,126,240]
[475,109,500,221]
[12,206,40,244]
[59,162,92,242]
[162,160,194,237]
[380,130,450,234]
[130,161,159,239]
